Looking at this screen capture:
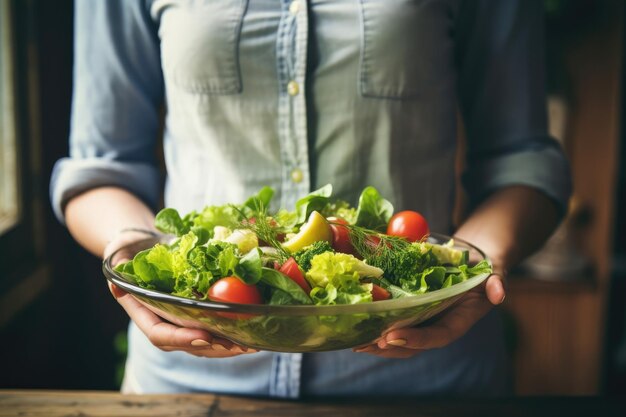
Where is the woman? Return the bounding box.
[51,0,570,396]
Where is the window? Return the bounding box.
[0,0,20,236]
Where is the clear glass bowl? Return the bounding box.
[102,233,490,352]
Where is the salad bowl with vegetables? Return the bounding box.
[103,185,492,352]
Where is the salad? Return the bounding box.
[115,185,492,310]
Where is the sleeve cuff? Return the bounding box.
[462,142,572,216]
[50,157,161,224]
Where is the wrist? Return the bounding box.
[103,227,159,260]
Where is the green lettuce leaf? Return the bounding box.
[354,186,394,232]
[294,184,333,225]
[260,267,312,305]
[241,186,275,218]
[155,208,190,236]
[233,248,263,285]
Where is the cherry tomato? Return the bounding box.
[208,276,263,319]
[386,210,430,242]
[371,284,391,301]
[327,216,355,255]
[363,234,392,251]
[279,257,311,293]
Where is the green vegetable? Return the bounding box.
[366,242,438,286]
[293,240,334,271]
[294,184,333,225]
[241,186,275,218]
[154,208,190,236]
[310,278,373,305]
[354,186,394,232]
[193,205,242,235]
[260,267,312,305]
[306,252,383,288]
[321,200,357,225]
[425,241,469,266]
[233,248,263,285]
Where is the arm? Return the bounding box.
[357,0,571,357]
[65,187,156,258]
[454,185,560,276]
[54,1,253,357]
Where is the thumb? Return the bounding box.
[485,272,506,305]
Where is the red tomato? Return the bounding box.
[327,217,355,255]
[279,257,311,293]
[208,276,263,319]
[363,234,392,252]
[386,210,430,242]
[371,284,391,301]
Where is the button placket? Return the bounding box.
[271,1,308,399]
[276,0,311,211]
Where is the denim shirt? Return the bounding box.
[51,0,570,397]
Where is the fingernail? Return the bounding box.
[246,348,259,354]
[499,294,506,304]
[386,338,407,346]
[191,339,211,347]
[212,343,227,351]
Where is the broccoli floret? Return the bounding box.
[366,242,438,285]
[293,240,334,271]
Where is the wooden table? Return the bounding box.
[1,390,624,417]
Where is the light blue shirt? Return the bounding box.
[51,0,570,397]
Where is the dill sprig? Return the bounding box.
[232,203,290,263]
[338,222,411,263]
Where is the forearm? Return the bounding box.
[65,186,157,258]
[454,185,562,271]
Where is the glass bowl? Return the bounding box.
[102,233,490,352]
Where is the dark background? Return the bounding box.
[0,0,128,390]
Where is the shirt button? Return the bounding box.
[291,168,304,183]
[289,1,300,14]
[287,80,299,96]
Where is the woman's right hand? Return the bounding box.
[105,230,257,358]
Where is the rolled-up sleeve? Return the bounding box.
[456,0,572,213]
[50,0,164,223]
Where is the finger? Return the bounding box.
[352,344,377,353]
[112,288,258,355]
[108,282,127,299]
[485,273,506,305]
[115,292,214,349]
[380,294,492,350]
[360,346,423,359]
[159,346,245,358]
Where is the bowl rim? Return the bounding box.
[102,232,491,316]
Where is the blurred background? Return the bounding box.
[0,0,624,395]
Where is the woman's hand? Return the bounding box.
[105,231,258,358]
[352,270,506,358]
[354,185,560,359]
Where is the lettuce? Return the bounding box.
[306,252,383,288]
[354,186,394,232]
[294,184,333,225]
[260,268,312,305]
[192,205,242,234]
[306,253,378,305]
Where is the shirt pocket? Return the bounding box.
[358,0,455,99]
[159,0,248,95]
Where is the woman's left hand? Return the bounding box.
[352,270,506,358]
